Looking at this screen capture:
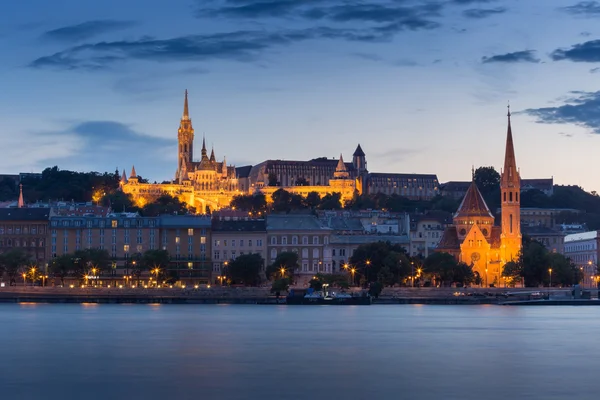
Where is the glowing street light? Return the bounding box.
[548,268,553,288]
[280,267,286,277]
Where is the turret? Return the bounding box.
[352,144,367,173]
[178,90,194,175]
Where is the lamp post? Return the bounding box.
[350,268,356,287]
[548,268,552,288]
[410,261,415,288]
[416,267,422,288]
[485,268,488,288]
[365,260,371,284]
[22,272,26,286]
[280,267,286,278]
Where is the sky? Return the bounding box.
[1,0,600,191]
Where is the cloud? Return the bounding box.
[482,50,539,63]
[36,121,176,177]
[551,39,600,62]
[42,20,137,42]
[558,132,574,137]
[197,0,321,18]
[560,1,600,16]
[351,52,418,67]
[30,19,447,71]
[592,67,600,73]
[522,91,600,134]
[462,7,507,19]
[451,0,499,4]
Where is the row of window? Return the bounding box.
[0,226,45,235]
[269,248,322,259]
[0,239,44,247]
[213,250,264,261]
[52,219,158,228]
[269,236,327,245]
[214,239,263,248]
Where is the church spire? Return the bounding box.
[501,103,519,186]
[130,165,137,178]
[210,145,215,162]
[183,89,189,120]
[120,169,128,184]
[201,134,207,159]
[18,184,24,208]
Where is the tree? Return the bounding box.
[474,166,500,195]
[305,191,321,209]
[266,252,299,281]
[271,278,291,294]
[227,254,264,286]
[423,252,459,286]
[73,248,111,275]
[141,249,170,284]
[130,253,144,285]
[318,192,342,210]
[270,189,307,213]
[502,261,522,287]
[0,249,31,286]
[101,191,138,213]
[230,194,268,216]
[49,255,74,287]
[349,241,410,286]
[141,194,193,216]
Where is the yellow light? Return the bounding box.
[181,285,186,289]
[194,285,199,289]
[119,285,123,289]
[69,284,74,289]
[207,284,211,288]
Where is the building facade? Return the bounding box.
[211,219,267,281]
[0,208,49,266]
[437,110,522,286]
[563,231,599,287]
[266,214,333,284]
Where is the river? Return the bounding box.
[0,304,598,400]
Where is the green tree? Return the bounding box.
[349,241,409,286]
[129,253,144,285]
[502,261,522,287]
[142,249,170,283]
[266,251,299,281]
[230,194,268,216]
[305,191,321,209]
[318,192,342,210]
[72,248,111,275]
[474,166,500,195]
[141,194,193,216]
[0,249,31,286]
[271,277,291,294]
[423,252,459,286]
[101,191,138,213]
[227,253,264,286]
[49,255,74,287]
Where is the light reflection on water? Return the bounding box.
[0,304,599,400]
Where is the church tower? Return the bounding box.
[500,106,522,262]
[178,90,194,177]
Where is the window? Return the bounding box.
[324,237,329,245]
[137,245,143,252]
[248,239,253,247]
[313,236,319,245]
[302,248,308,258]
[257,239,262,247]
[188,262,193,268]
[239,239,244,247]
[282,237,288,245]
[292,236,298,245]
[270,249,277,259]
[313,248,319,258]
[188,228,194,236]
[124,221,130,228]
[271,236,277,245]
[223,240,228,246]
[188,245,193,253]
[111,220,117,228]
[332,249,336,257]
[124,245,130,252]
[302,236,308,245]
[87,221,92,228]
[201,236,206,244]
[232,239,236,247]
[509,192,513,202]
[188,236,193,245]
[214,240,220,247]
[232,251,236,259]
[214,251,220,260]
[175,237,180,244]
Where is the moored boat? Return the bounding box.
[286,284,371,305]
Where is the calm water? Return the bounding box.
[1,304,599,400]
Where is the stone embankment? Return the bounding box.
[0,286,556,305]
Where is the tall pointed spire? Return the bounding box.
[18,184,24,208]
[183,89,190,120]
[130,165,137,178]
[201,134,207,159]
[210,145,216,162]
[502,103,518,185]
[336,154,347,172]
[120,169,128,184]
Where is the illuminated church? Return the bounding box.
[120,91,359,211]
[437,109,522,286]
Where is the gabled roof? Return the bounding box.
[454,181,493,219]
[437,227,460,250]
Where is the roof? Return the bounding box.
[353,144,365,157]
[521,178,553,191]
[411,211,452,225]
[437,227,460,250]
[454,181,494,219]
[235,165,253,178]
[440,181,471,191]
[522,226,565,237]
[322,216,364,231]
[0,208,50,221]
[266,214,331,231]
[159,215,211,228]
[564,231,599,243]
[329,234,409,245]
[369,173,439,181]
[212,219,266,232]
[489,226,502,248]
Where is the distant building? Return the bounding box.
[522,226,565,254]
[266,214,333,285]
[0,208,50,267]
[441,178,553,200]
[519,207,581,229]
[211,219,267,281]
[563,231,599,287]
[409,211,452,258]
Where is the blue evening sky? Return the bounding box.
[1,0,600,190]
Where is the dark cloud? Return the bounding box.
[522,91,600,134]
[43,20,137,42]
[560,1,600,16]
[482,50,539,63]
[592,67,600,73]
[551,40,600,62]
[462,7,507,19]
[352,52,418,67]
[38,121,175,176]
[198,0,322,18]
[30,21,445,70]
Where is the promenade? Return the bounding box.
[0,285,575,305]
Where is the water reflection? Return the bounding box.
[0,304,599,400]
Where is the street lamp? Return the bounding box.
[485,268,488,288]
[548,268,552,288]
[22,272,26,286]
[280,267,286,278]
[152,268,160,287]
[365,260,371,283]
[410,261,415,288]
[350,268,356,286]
